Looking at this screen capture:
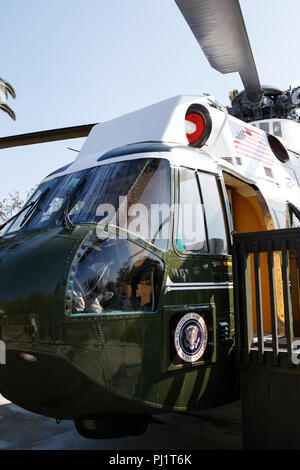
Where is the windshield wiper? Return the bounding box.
[19,188,51,228]
[0,190,50,233]
[62,194,73,231]
[62,177,87,231]
[0,202,36,232]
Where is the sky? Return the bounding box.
[1,0,299,202]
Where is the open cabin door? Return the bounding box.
[223,172,285,336]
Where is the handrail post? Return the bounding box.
[253,241,264,363]
[267,240,279,366]
[240,243,253,361]
[280,239,294,366]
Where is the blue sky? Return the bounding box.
[1,0,299,202]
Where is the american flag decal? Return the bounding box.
[229,121,274,166]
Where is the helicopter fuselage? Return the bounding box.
[0,95,299,432]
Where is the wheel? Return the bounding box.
[74,413,150,439]
[128,416,149,436]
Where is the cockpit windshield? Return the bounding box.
[5,158,171,250]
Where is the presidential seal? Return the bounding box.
[174,312,208,363]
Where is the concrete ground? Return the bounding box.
[0,395,242,450]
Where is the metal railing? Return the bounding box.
[232,228,300,366]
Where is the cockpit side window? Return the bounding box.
[68,231,164,315]
[119,159,171,251]
[71,158,171,250]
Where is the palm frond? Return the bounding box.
[0,82,8,100]
[0,103,16,120]
[0,78,16,99]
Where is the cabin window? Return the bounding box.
[176,168,228,255]
[197,172,228,255]
[273,121,282,137]
[177,168,207,252]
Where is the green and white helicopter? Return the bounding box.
[0,0,299,439]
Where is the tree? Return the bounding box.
[229,89,239,103]
[0,191,24,223]
[0,187,35,225]
[0,77,16,120]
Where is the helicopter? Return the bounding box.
[0,0,299,440]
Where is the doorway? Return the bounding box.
[223,172,285,335]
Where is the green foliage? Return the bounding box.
[0,77,16,121]
[0,102,16,120]
[0,188,35,224]
[0,78,16,99]
[229,89,239,103]
[0,191,24,223]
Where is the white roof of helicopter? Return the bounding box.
[76,95,207,162]
[45,94,223,177]
[44,94,299,207]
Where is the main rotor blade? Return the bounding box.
[0,123,97,149]
[175,0,262,103]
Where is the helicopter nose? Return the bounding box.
[0,227,114,419]
[0,227,82,344]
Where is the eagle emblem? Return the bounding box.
[174,312,208,363]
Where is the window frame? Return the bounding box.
[197,170,231,256]
[289,202,300,228]
[173,166,230,257]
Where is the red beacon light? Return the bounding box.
[185,113,205,144]
[185,104,212,148]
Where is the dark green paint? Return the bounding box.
[0,163,238,420]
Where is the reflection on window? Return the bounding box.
[71,158,171,249]
[120,159,170,250]
[6,178,60,233]
[6,172,83,234]
[26,172,83,230]
[177,168,207,252]
[197,172,228,255]
[70,160,149,226]
[69,231,164,315]
[5,158,171,250]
